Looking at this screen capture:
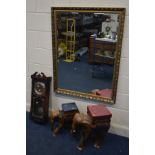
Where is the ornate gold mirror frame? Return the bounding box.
[51,7,125,104]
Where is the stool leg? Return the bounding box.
[71,113,83,134]
[51,118,54,131]
[71,119,78,134]
[94,125,110,148]
[77,125,91,150]
[50,110,60,131]
[53,117,64,135]
[94,128,103,148]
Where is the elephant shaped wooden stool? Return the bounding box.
[71,113,110,150]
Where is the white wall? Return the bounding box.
[26,0,129,137]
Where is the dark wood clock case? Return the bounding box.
[30,72,51,123]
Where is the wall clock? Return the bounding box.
[30,72,52,123]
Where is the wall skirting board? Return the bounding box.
[109,123,129,137]
[26,103,129,138]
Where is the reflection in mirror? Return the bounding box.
[52,8,125,103]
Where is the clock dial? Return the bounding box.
[34,82,46,95]
[105,26,111,32]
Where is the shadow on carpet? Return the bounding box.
[26,112,129,155]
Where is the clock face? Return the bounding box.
[34,82,46,96]
[105,26,111,32]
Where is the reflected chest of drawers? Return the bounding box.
[88,36,116,65]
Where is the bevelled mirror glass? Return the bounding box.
[51,7,125,104]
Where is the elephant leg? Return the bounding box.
[94,125,110,148]
[53,114,64,136]
[71,119,78,133]
[50,110,60,134]
[77,125,92,151]
[71,113,83,134]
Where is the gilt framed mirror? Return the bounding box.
[51,7,125,104]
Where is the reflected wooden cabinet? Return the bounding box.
[88,36,116,65]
